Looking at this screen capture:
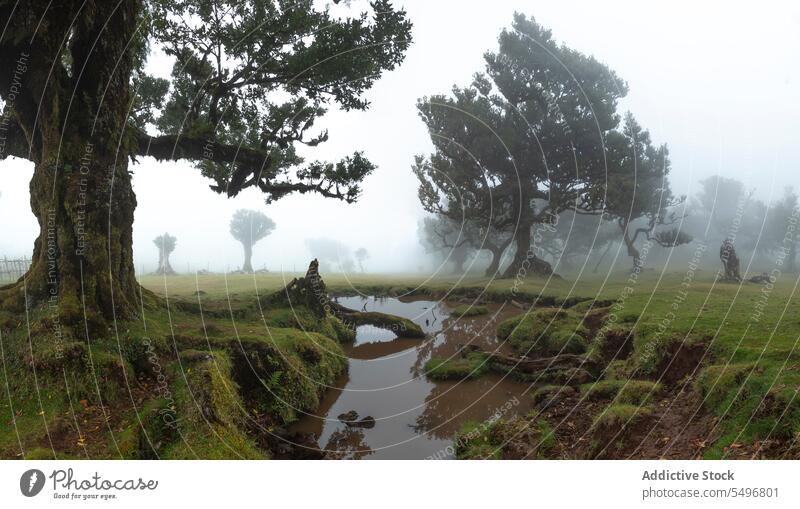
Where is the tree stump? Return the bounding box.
[720,239,741,282]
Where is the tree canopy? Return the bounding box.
[138,0,412,202]
[0,0,412,326]
[414,13,628,278]
[598,114,691,266]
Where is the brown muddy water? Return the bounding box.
[289,296,535,459]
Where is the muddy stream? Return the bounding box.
[289,296,534,459]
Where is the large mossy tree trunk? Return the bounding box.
[501,219,553,279]
[0,0,143,338]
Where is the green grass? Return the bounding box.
[497,308,589,357]
[425,352,490,380]
[4,269,800,459]
[0,296,347,459]
[582,380,662,405]
[592,403,653,431]
[455,417,555,459]
[451,304,490,318]
[136,270,800,458]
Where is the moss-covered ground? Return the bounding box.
[4,269,800,459]
[0,289,348,459]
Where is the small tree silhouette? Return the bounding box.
[230,209,276,273]
[354,247,369,273]
[153,233,177,275]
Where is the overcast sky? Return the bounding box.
[1,0,798,273]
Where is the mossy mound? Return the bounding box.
[425,352,489,380]
[568,299,614,314]
[174,328,347,424]
[160,351,265,459]
[258,306,355,343]
[695,363,755,408]
[497,308,588,357]
[455,417,555,459]
[693,360,800,457]
[1,295,348,459]
[582,379,626,401]
[532,385,577,409]
[451,304,490,318]
[582,379,662,405]
[592,403,653,432]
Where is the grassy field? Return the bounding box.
[2,268,799,459]
[138,269,800,356]
[139,268,800,457]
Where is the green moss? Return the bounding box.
[582,379,625,400]
[582,380,661,406]
[532,384,577,407]
[221,329,346,423]
[162,351,265,459]
[327,314,356,342]
[425,352,489,380]
[497,308,588,357]
[695,363,755,408]
[115,399,177,459]
[634,334,711,380]
[593,403,652,430]
[605,359,633,379]
[346,311,424,338]
[455,418,555,459]
[568,299,597,314]
[451,304,490,318]
[23,448,79,460]
[616,380,662,405]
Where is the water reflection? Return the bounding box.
[289,295,533,459]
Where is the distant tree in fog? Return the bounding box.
[230,209,275,273]
[354,248,369,273]
[535,210,618,273]
[305,238,354,273]
[690,176,772,266]
[763,188,799,272]
[418,216,476,275]
[153,233,177,275]
[694,176,751,236]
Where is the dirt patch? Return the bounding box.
[594,327,634,364]
[516,380,720,459]
[648,338,710,386]
[625,386,718,459]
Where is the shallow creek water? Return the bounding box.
[289,296,535,459]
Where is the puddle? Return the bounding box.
[288,296,535,459]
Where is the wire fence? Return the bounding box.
[0,256,30,284]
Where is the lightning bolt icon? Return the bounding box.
[28,471,37,494]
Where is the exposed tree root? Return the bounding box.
[459,344,597,374]
[328,302,424,338]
